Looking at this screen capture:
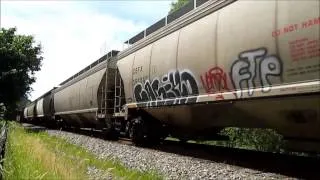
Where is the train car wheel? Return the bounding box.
[129,117,145,145]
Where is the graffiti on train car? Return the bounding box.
[134,70,199,107]
[231,48,282,98]
[200,67,230,100]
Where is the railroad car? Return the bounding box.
[23,89,55,125]
[53,50,119,130]
[23,0,320,152]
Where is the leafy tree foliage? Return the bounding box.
[219,128,283,152]
[169,0,190,14]
[198,128,283,152]
[0,27,43,118]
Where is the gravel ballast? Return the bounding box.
[47,130,293,179]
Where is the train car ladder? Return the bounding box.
[114,68,123,114]
[98,69,115,120]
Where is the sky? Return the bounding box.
[1,0,174,101]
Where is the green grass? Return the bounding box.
[3,122,162,180]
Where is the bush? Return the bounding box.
[218,127,283,152]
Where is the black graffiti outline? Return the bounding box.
[259,55,283,93]
[133,69,199,107]
[230,47,282,98]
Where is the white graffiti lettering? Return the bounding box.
[231,48,282,98]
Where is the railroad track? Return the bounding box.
[22,123,320,179]
[155,141,320,179]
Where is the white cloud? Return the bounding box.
[1,1,171,101]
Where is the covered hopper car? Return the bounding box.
[23,0,320,152]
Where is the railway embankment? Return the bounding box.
[2,122,160,179]
[3,122,319,179]
[47,129,296,179]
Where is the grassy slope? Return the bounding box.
[3,122,161,180]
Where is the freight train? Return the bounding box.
[21,0,320,152]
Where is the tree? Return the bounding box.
[0,27,43,119]
[169,0,190,14]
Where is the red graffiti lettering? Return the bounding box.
[200,67,230,99]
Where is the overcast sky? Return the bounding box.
[1,0,173,101]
